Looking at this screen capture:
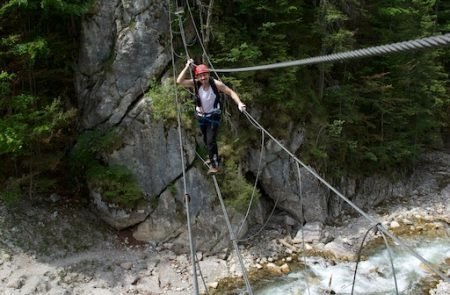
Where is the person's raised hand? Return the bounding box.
[238,102,246,112]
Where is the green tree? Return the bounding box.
[0,0,92,202]
[435,0,450,141]
[209,0,449,177]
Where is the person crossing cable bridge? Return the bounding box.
[177,59,246,174]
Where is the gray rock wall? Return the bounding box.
[75,0,254,253]
[246,123,329,223]
[76,0,169,129]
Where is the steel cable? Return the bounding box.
[214,34,450,73]
[242,110,449,282]
[351,224,399,295]
[351,224,378,295]
[195,152,254,294]
[168,1,199,293]
[195,253,211,295]
[379,229,399,295]
[296,161,311,295]
[211,174,254,295]
[235,129,265,238]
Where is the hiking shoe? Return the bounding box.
[207,166,220,175]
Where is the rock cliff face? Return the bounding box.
[74,1,447,254]
[74,0,256,254]
[246,123,328,223]
[76,0,169,129]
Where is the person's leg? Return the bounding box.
[199,119,208,147]
[206,115,220,169]
[198,117,215,167]
[206,125,219,167]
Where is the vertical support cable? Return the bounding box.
[379,227,399,295]
[295,162,311,295]
[236,129,264,237]
[167,2,199,294]
[351,224,378,295]
[184,193,199,295]
[176,9,191,62]
[243,110,449,283]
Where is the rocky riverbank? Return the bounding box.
[0,152,449,295]
[206,175,450,294]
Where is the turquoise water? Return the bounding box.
[254,238,449,295]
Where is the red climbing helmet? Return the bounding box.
[194,64,209,76]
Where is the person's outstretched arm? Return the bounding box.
[215,80,246,112]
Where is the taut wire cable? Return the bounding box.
[211,174,254,295]
[296,161,311,295]
[168,1,199,294]
[185,0,221,80]
[195,253,211,295]
[351,224,378,295]
[235,128,265,238]
[195,152,254,295]
[242,110,449,282]
[214,34,450,73]
[379,229,399,295]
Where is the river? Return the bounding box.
[254,237,449,295]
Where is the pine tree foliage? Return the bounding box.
[0,0,92,202]
[206,0,449,176]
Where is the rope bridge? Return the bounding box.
[167,1,450,294]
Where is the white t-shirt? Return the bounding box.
[196,85,220,114]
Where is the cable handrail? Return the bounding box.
[211,174,254,295]
[242,110,449,282]
[196,152,254,295]
[214,34,450,73]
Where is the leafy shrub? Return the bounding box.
[147,80,195,130]
[68,129,123,172]
[68,129,144,208]
[222,163,260,213]
[86,164,144,208]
